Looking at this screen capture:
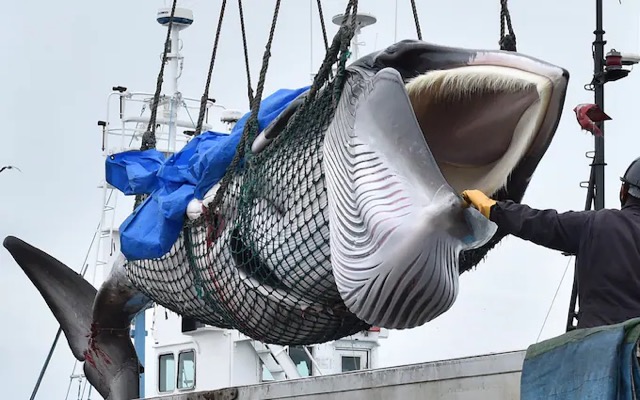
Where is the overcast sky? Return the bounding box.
[2,0,640,398]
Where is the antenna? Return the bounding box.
[310,0,314,82]
[156,6,194,153]
[331,12,377,61]
[394,0,399,42]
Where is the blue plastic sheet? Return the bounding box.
[106,86,310,260]
[520,317,640,400]
[105,149,165,195]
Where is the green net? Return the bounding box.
[124,22,371,346]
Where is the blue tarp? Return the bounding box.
[105,149,166,195]
[520,317,640,400]
[106,86,310,260]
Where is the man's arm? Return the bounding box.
[489,200,592,254]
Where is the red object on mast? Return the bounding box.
[573,103,612,137]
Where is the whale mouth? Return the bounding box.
[406,65,555,196]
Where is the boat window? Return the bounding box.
[337,348,370,373]
[177,350,196,390]
[341,356,362,372]
[159,353,175,392]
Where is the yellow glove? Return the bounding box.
[461,189,496,219]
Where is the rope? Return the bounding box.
[313,13,356,100]
[194,0,228,135]
[536,255,574,342]
[410,0,422,40]
[141,0,178,150]
[327,0,358,101]
[207,0,283,211]
[206,0,359,213]
[294,0,358,108]
[316,0,329,51]
[345,0,359,33]
[314,0,334,80]
[499,0,517,52]
[237,0,254,104]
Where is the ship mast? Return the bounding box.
[156,7,193,153]
[331,11,377,61]
[565,0,639,332]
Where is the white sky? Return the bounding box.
[2,0,640,398]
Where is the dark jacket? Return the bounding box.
[490,199,640,329]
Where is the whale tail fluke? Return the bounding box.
[3,236,141,400]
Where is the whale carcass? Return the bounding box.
[4,40,569,400]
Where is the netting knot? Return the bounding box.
[500,34,517,52]
[140,130,157,151]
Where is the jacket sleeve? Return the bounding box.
[489,200,593,254]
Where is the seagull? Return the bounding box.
[0,165,22,174]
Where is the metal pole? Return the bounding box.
[167,25,180,153]
[394,0,398,42]
[565,165,595,331]
[30,328,62,400]
[133,312,146,397]
[310,0,314,81]
[30,221,102,399]
[593,0,606,211]
[566,0,607,331]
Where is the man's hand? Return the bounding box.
[461,189,496,219]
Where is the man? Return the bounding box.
[462,156,640,329]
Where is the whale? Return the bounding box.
[4,40,569,399]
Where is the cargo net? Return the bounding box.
[125,24,370,346]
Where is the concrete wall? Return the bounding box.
[142,350,526,400]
